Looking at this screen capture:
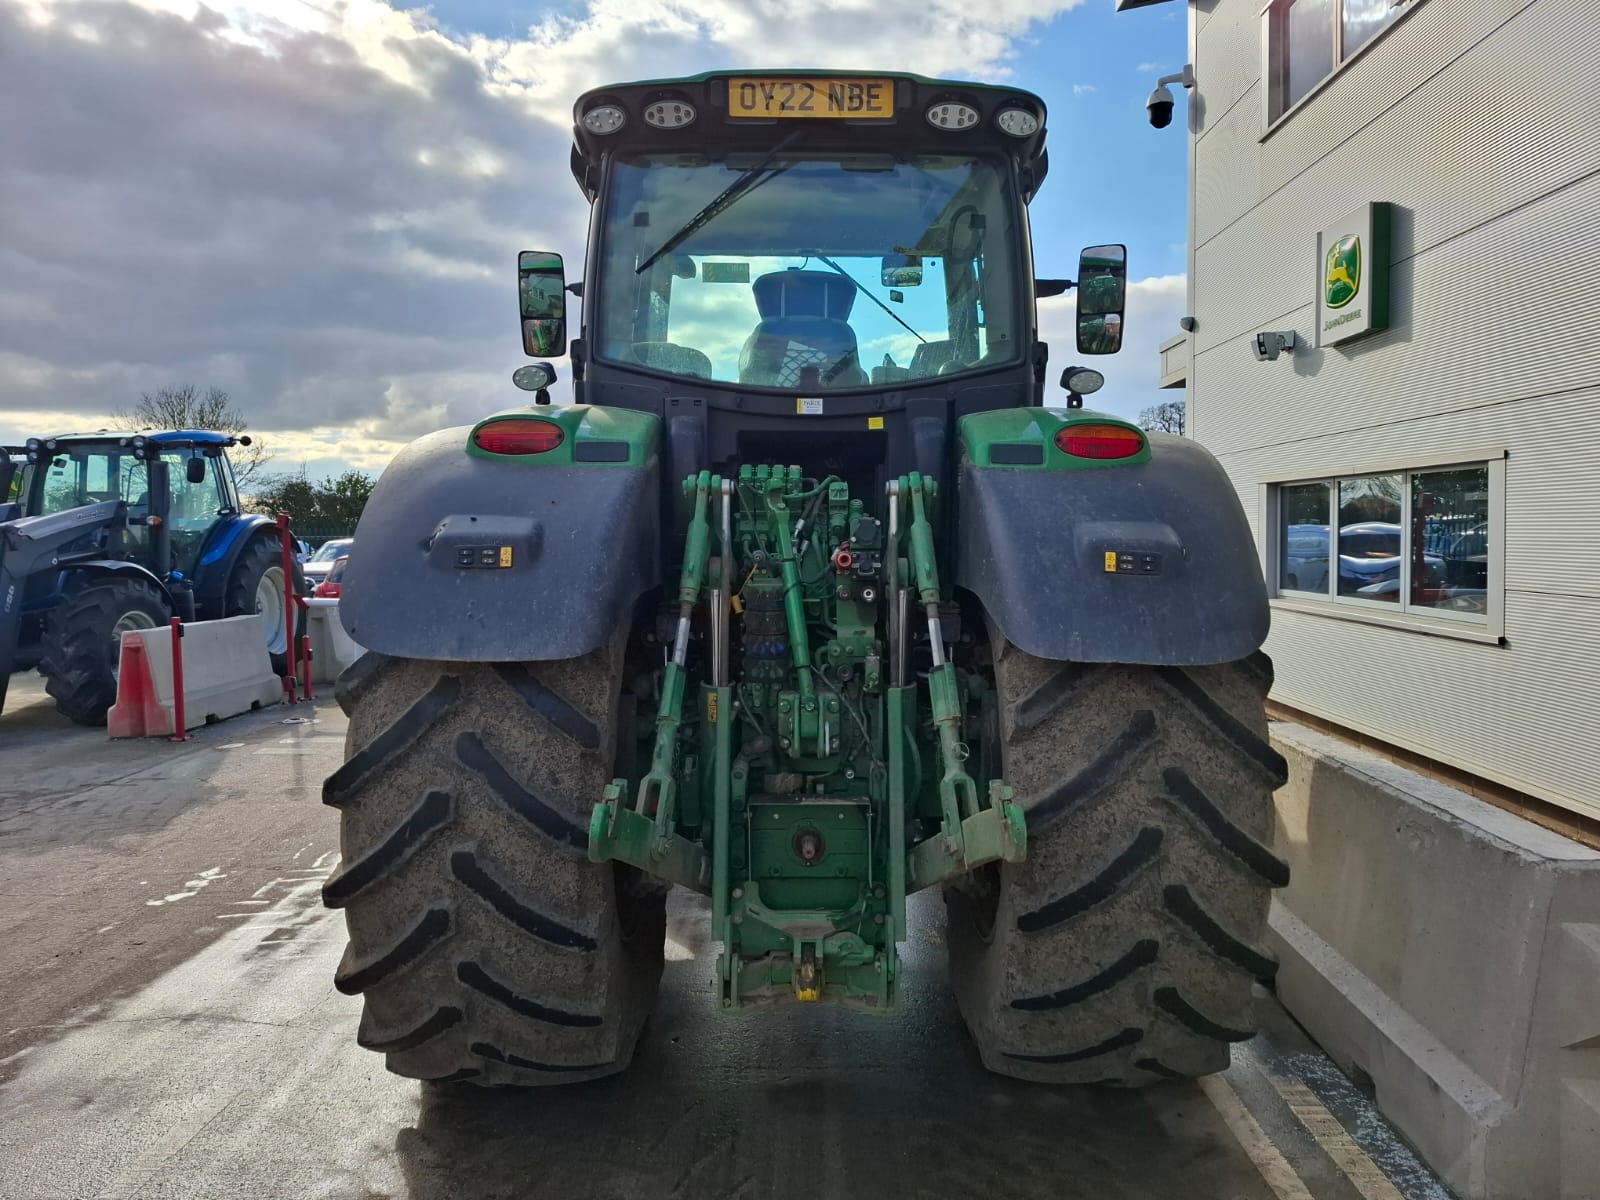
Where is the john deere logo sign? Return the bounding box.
[1316,203,1390,347]
[1325,235,1360,309]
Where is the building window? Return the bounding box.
[1273,462,1494,624]
[1266,0,1412,122]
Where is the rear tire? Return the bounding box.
[946,636,1289,1086]
[41,579,171,726]
[323,643,665,1086]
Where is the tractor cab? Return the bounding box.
[516,71,1127,496]
[14,432,243,569]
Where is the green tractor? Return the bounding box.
[325,71,1287,1088]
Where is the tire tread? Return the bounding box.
[948,643,1286,1086]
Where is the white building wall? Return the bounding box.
[1186,0,1600,818]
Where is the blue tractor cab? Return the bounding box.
[0,431,302,725]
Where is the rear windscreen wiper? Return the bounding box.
[635,131,805,275]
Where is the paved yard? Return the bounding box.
[0,675,1452,1200]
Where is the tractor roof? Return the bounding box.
[568,70,1049,200]
[33,430,237,447]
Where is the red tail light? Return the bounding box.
[1054,423,1145,460]
[473,419,564,455]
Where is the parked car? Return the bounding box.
[1281,522,1442,597]
[1282,523,1332,592]
[301,538,352,585]
[313,555,348,599]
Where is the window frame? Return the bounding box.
[1260,0,1426,133]
[1261,450,1506,644]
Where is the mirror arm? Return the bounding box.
[1036,278,1074,298]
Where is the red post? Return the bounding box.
[300,631,314,701]
[169,616,188,742]
[276,512,299,703]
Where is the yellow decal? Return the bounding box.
[1104,551,1118,573]
[707,692,719,723]
[499,546,514,568]
[867,416,885,430]
[796,985,820,1002]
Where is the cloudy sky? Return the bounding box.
[1,0,1189,482]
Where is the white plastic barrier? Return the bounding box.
[305,597,366,685]
[108,614,283,738]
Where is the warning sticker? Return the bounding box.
[1103,550,1163,575]
[499,546,513,568]
[796,397,824,415]
[867,416,885,430]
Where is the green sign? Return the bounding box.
[1324,234,1360,309]
[1316,203,1390,347]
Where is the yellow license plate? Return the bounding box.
[727,77,895,120]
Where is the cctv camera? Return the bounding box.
[1251,331,1297,362]
[1146,83,1175,129]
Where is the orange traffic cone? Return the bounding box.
[107,636,158,738]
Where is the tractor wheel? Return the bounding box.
[224,535,301,675]
[40,579,172,726]
[946,636,1289,1086]
[322,644,665,1086]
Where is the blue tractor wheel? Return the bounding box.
[40,579,172,726]
[225,535,303,676]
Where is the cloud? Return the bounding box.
[0,0,1092,474]
[1037,274,1187,423]
[1137,61,1162,72]
[1072,83,1096,95]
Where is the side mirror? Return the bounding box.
[186,455,207,484]
[518,250,568,357]
[1076,243,1127,356]
[880,253,923,288]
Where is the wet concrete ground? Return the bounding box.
[0,674,1455,1200]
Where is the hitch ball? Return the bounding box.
[793,828,826,866]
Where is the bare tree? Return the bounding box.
[1138,399,1186,436]
[112,384,271,487]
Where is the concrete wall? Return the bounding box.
[1181,0,1600,819]
[305,598,365,685]
[1268,721,1600,1199]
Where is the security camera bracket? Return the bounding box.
[1156,65,1196,91]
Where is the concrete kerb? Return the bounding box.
[108,614,284,737]
[1266,720,1600,1200]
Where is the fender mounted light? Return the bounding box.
[473,419,564,455]
[1054,423,1145,460]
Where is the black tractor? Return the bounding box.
[1,431,299,724]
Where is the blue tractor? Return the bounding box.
[0,431,300,725]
